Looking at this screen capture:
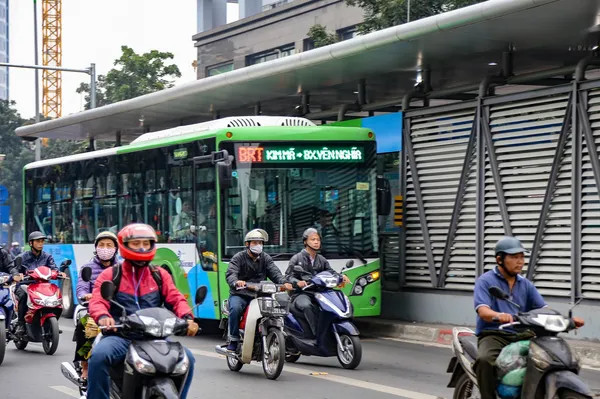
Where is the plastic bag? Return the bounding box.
[496,340,530,377]
[501,367,527,386]
[497,383,521,399]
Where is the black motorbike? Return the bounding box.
[61,278,207,399]
[447,286,592,399]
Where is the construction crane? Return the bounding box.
[41,0,62,118]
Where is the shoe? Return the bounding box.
[226,341,238,352]
[15,323,26,336]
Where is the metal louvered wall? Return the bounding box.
[400,80,600,301]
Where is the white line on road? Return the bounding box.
[189,349,442,399]
[50,385,80,398]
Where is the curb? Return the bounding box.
[355,318,600,369]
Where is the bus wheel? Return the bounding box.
[61,278,74,319]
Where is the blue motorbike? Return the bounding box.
[0,272,15,365]
[284,262,362,369]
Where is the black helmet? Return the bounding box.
[28,231,47,242]
[494,236,528,256]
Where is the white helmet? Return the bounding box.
[244,229,269,243]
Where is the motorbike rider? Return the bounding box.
[473,236,584,399]
[10,241,21,257]
[87,223,199,399]
[12,231,65,334]
[224,228,292,352]
[285,228,349,337]
[0,243,14,275]
[73,231,120,381]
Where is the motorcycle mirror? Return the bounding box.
[489,286,509,300]
[80,266,93,283]
[195,286,208,305]
[100,281,116,301]
[13,256,22,270]
[62,259,72,266]
[568,297,583,319]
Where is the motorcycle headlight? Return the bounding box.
[173,351,190,375]
[261,283,277,294]
[138,315,162,337]
[162,317,177,336]
[129,345,156,375]
[530,342,553,370]
[35,293,60,307]
[0,275,10,284]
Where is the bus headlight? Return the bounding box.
[352,270,380,296]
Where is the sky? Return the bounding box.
[8,0,238,120]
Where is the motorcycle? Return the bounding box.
[0,271,15,365]
[283,260,362,369]
[61,280,208,399]
[447,286,592,399]
[9,258,71,355]
[215,281,290,380]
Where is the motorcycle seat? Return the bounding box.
[459,334,478,360]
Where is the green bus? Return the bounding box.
[23,116,382,320]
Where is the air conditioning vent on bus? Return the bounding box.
[281,118,313,126]
[226,118,262,127]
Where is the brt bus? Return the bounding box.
[23,116,383,320]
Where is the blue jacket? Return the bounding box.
[14,250,57,273]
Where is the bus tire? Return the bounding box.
[61,278,74,319]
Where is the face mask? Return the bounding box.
[97,247,116,261]
[249,244,263,255]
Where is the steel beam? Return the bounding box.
[404,117,438,287]
[480,107,512,235]
[399,115,408,287]
[437,110,477,287]
[571,88,583,300]
[475,100,485,277]
[526,94,573,280]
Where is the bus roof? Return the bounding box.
[16,0,599,142]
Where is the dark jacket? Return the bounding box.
[0,247,14,275]
[14,250,57,273]
[285,249,335,288]
[76,257,118,299]
[89,260,192,322]
[226,250,286,297]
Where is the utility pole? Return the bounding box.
[407,0,411,22]
[34,0,41,160]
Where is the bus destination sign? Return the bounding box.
[237,145,364,163]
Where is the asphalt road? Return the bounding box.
[1,318,599,399]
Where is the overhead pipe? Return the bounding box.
[575,57,600,82]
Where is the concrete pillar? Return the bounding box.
[239,0,262,19]
[197,0,227,33]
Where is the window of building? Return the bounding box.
[303,39,315,52]
[338,26,358,41]
[206,61,234,77]
[246,44,295,66]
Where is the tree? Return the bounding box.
[307,24,338,48]
[345,0,485,34]
[0,100,33,243]
[77,45,182,109]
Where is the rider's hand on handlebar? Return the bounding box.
[495,312,513,323]
[58,272,67,279]
[573,317,585,328]
[296,281,308,288]
[12,273,23,282]
[282,283,293,291]
[99,316,117,332]
[235,280,246,288]
[186,320,200,336]
[83,293,93,301]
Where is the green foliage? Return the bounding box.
[307,24,339,48]
[345,0,485,34]
[77,45,182,109]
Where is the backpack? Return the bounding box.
[111,263,164,304]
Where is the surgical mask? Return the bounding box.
[249,244,263,255]
[97,247,116,261]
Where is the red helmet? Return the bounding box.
[117,223,157,262]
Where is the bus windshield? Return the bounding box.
[221,141,378,259]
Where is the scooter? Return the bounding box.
[283,260,362,369]
[61,280,208,399]
[9,258,71,355]
[0,271,15,365]
[215,281,290,380]
[447,286,592,399]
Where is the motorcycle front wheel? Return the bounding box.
[336,334,362,369]
[453,373,479,399]
[262,329,285,380]
[42,316,59,355]
[0,322,6,365]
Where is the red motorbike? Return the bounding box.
[9,259,70,355]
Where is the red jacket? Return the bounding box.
[89,260,192,322]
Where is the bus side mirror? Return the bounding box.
[195,286,208,305]
[376,176,392,216]
[217,152,234,190]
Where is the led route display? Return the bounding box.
[237,145,364,163]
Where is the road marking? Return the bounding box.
[50,385,80,398]
[190,349,441,399]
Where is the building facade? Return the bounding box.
[193,0,364,79]
[0,0,8,100]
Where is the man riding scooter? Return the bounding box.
[12,231,65,335]
[87,223,199,399]
[224,228,292,352]
[285,228,349,337]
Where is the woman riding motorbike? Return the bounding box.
[73,231,119,381]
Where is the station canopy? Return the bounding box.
[16,0,600,142]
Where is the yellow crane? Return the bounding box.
[41,0,62,118]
